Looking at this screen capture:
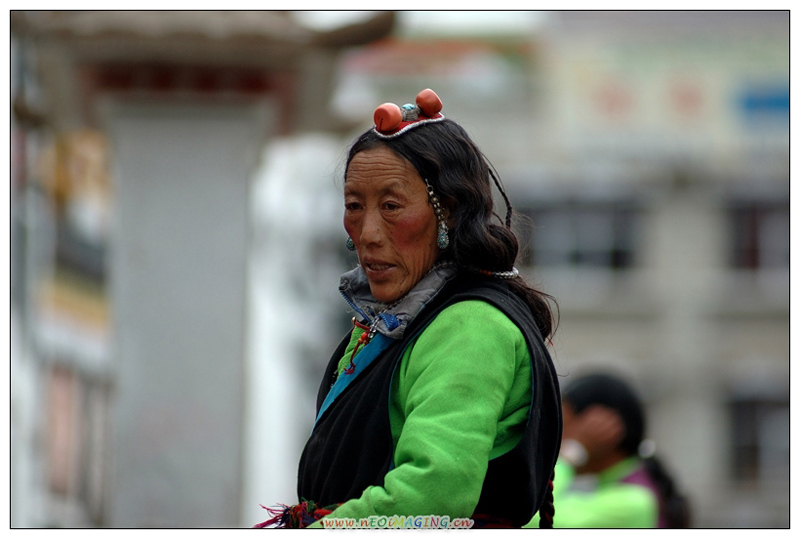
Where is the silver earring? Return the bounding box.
[437,221,449,250]
[425,179,449,250]
[345,237,356,251]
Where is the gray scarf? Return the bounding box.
[338,262,458,340]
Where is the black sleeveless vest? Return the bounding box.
[297,274,562,527]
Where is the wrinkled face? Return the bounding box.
[344,146,440,303]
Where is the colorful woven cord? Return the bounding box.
[254,500,339,529]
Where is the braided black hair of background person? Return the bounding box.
[642,456,691,527]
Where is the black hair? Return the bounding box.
[344,119,558,340]
[537,470,556,528]
[642,454,692,528]
[562,373,691,528]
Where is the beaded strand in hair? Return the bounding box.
[489,168,513,228]
[538,469,556,528]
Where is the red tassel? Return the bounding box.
[253,504,287,528]
[254,501,338,529]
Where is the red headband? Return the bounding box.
[372,88,445,139]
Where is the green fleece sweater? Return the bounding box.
[312,300,532,525]
[524,458,658,528]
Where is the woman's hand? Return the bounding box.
[561,404,625,471]
[569,405,625,456]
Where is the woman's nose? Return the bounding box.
[359,209,384,246]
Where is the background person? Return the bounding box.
[526,372,691,528]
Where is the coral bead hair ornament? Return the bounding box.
[372,88,445,139]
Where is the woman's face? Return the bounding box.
[344,146,440,303]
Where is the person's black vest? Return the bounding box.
[297,274,562,527]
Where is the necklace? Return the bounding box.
[472,266,520,279]
[343,299,400,375]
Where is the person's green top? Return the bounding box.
[311,300,532,525]
[524,457,658,528]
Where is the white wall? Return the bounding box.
[106,102,263,527]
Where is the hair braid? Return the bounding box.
[489,168,513,227]
[643,456,691,527]
[538,469,556,528]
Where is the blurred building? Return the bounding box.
[10,10,394,528]
[526,12,789,528]
[11,10,788,529]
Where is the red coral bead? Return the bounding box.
[373,103,403,132]
[416,88,443,116]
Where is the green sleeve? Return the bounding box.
[531,460,659,528]
[317,300,532,523]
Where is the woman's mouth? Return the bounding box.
[364,262,395,280]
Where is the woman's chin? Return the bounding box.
[368,283,404,304]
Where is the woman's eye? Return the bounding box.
[383,202,401,211]
[345,202,362,211]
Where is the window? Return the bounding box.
[728,395,789,487]
[521,202,639,270]
[728,200,789,270]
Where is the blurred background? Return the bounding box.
[9,10,788,528]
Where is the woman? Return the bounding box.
[258,89,562,529]
[526,372,691,528]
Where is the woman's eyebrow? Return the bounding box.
[345,179,412,198]
[377,180,412,197]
